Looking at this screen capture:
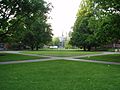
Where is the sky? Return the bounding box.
[46,0,81,37]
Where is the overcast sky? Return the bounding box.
[46,0,81,37]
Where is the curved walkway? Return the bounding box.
[0,51,120,65]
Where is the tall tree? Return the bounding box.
[90,0,120,44]
[11,12,53,50]
[70,0,98,51]
[0,0,51,42]
[70,0,120,51]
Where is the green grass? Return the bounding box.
[21,50,101,57]
[80,54,120,62]
[0,53,46,62]
[0,60,120,90]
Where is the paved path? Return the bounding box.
[0,51,120,65]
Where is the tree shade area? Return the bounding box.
[0,0,53,50]
[70,0,120,51]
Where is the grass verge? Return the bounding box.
[0,53,47,62]
[21,50,101,57]
[79,54,120,62]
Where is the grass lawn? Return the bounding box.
[0,60,120,90]
[79,54,120,62]
[21,50,101,57]
[0,53,46,62]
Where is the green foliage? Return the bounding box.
[21,16,53,50]
[70,0,98,51]
[52,37,60,46]
[65,40,73,49]
[90,0,120,43]
[0,0,53,50]
[70,0,120,51]
[96,15,120,44]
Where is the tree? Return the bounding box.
[0,0,53,50]
[0,0,51,42]
[65,40,72,49]
[52,37,60,47]
[70,0,120,51]
[90,0,120,44]
[11,13,53,50]
[70,0,98,51]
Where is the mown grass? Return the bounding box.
[0,53,46,62]
[0,60,120,90]
[80,54,120,62]
[21,50,101,57]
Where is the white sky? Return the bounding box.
[46,0,81,37]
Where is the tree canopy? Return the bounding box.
[0,0,53,50]
[0,0,51,40]
[70,0,120,51]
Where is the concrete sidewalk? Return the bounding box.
[0,51,120,65]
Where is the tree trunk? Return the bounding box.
[36,46,39,51]
[31,45,34,50]
[95,46,97,51]
[83,46,86,51]
[87,46,91,51]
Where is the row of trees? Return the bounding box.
[70,0,120,51]
[0,0,53,50]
